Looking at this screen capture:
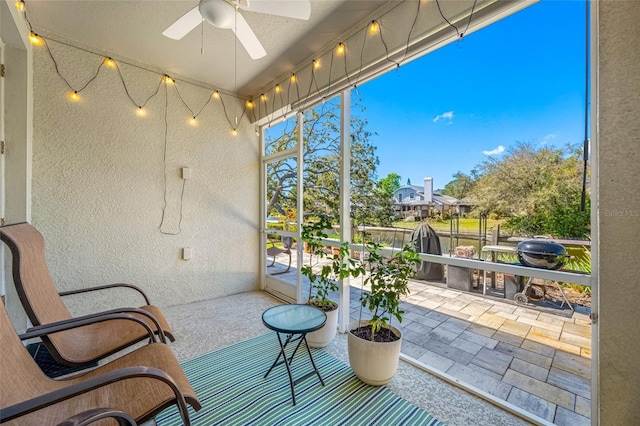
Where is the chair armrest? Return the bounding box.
[68,307,167,344]
[56,408,137,426]
[1,366,192,426]
[59,283,151,305]
[20,313,156,344]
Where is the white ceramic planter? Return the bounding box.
[306,304,338,348]
[347,320,402,386]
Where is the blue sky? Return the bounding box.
[356,0,588,190]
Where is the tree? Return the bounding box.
[265,98,388,227]
[470,142,590,238]
[378,173,401,195]
[441,171,476,200]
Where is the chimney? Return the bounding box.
[423,177,433,203]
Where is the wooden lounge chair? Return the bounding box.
[0,302,201,425]
[0,222,174,368]
[267,236,292,274]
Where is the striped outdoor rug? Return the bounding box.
[156,332,444,426]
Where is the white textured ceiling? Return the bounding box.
[24,0,390,97]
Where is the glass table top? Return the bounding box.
[262,304,327,334]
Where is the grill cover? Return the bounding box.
[410,224,444,281]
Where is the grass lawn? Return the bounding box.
[393,218,506,233]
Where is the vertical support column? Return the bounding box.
[588,2,599,421]
[597,1,640,423]
[0,39,5,301]
[259,126,266,291]
[296,111,305,303]
[1,1,33,330]
[338,90,351,333]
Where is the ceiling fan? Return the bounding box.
[162,0,311,60]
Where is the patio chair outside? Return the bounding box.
[0,222,175,367]
[0,302,201,425]
[267,236,293,274]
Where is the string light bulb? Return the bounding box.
[15,0,25,12]
[313,59,320,70]
[68,91,80,101]
[290,73,297,83]
[29,32,42,46]
[189,116,197,126]
[136,106,146,117]
[104,57,116,68]
[369,20,380,36]
[212,90,220,99]
[246,100,254,109]
[231,129,237,136]
[336,42,345,56]
[162,75,174,85]
[275,84,281,94]
[255,127,260,136]
[260,93,266,102]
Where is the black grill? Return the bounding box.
[516,239,569,270]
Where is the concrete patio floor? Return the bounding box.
[266,255,592,425]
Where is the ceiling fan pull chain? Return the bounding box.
[201,18,205,56]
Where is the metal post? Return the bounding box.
[338,90,351,333]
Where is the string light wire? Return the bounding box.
[399,0,421,64]
[435,0,478,40]
[173,83,213,119]
[114,61,162,108]
[41,37,104,94]
[159,84,186,235]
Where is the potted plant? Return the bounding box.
[301,216,364,348]
[348,241,420,385]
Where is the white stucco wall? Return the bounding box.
[30,42,260,313]
[597,0,640,423]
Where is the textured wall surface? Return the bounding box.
[597,0,640,423]
[31,42,260,312]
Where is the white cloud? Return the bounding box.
[540,133,557,145]
[433,111,454,123]
[482,145,505,156]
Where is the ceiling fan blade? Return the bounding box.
[232,12,267,60]
[240,0,311,20]
[162,6,202,40]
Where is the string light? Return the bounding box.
[369,20,380,36]
[29,32,42,46]
[15,0,25,12]
[189,116,197,126]
[231,129,237,136]
[27,0,467,131]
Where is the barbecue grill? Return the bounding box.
[513,238,573,310]
[516,238,569,270]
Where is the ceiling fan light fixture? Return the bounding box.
[199,0,235,29]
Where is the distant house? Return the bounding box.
[455,196,476,217]
[393,178,459,219]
